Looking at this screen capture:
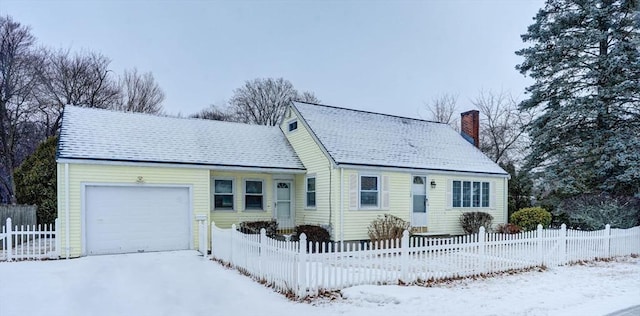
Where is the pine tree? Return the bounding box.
[516,0,640,197]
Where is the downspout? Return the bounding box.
[504,177,509,224]
[340,167,344,251]
[65,163,70,259]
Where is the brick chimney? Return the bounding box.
[460,110,479,148]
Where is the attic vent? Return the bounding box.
[288,120,298,132]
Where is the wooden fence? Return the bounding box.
[0,205,37,231]
[210,222,640,298]
[0,218,59,261]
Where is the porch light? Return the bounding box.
[430,180,436,189]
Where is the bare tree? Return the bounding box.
[228,78,319,126]
[0,16,44,203]
[190,104,236,121]
[424,93,458,130]
[35,49,120,135]
[472,89,534,164]
[115,68,164,114]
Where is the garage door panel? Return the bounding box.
[85,186,190,255]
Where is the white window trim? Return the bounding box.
[287,119,298,132]
[212,177,235,212]
[359,174,380,210]
[451,180,491,209]
[243,178,265,212]
[305,174,317,210]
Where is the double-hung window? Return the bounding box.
[245,180,264,210]
[306,176,316,208]
[452,180,490,208]
[360,175,379,208]
[213,178,234,211]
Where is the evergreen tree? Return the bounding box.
[13,136,57,224]
[516,0,640,197]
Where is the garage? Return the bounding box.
[84,185,191,255]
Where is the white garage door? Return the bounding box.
[85,185,191,255]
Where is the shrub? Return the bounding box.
[510,207,552,231]
[556,193,640,230]
[459,212,494,234]
[294,225,331,243]
[367,214,410,244]
[495,223,522,234]
[238,219,278,236]
[293,225,332,252]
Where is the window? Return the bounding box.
[360,175,379,208]
[213,179,234,211]
[288,120,298,132]
[244,180,264,210]
[452,180,490,208]
[306,177,316,208]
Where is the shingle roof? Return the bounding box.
[57,106,305,171]
[292,101,508,175]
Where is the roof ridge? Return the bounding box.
[65,105,279,130]
[293,100,447,125]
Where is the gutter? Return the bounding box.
[56,158,306,174]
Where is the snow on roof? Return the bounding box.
[58,106,305,170]
[292,101,508,175]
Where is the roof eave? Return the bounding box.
[335,162,510,178]
[56,157,307,174]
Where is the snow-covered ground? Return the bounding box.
[0,251,637,316]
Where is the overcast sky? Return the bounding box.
[2,0,545,119]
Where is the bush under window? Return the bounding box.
[367,214,410,245]
[459,212,494,234]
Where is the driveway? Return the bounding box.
[0,251,315,316]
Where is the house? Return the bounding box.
[56,101,508,257]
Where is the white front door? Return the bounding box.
[412,176,428,227]
[275,180,294,228]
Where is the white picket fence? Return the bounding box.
[0,218,59,261]
[210,221,640,298]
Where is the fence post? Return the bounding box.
[210,221,215,258]
[604,224,611,258]
[536,224,543,266]
[298,233,307,298]
[230,224,236,265]
[260,228,266,279]
[6,218,12,262]
[401,230,410,282]
[560,224,567,265]
[478,226,486,273]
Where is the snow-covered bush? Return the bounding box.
[238,219,278,236]
[556,193,640,230]
[510,207,551,231]
[459,212,494,234]
[367,214,410,244]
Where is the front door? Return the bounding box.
[412,176,428,227]
[275,180,294,228]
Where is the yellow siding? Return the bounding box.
[330,170,508,240]
[209,171,277,228]
[281,111,333,232]
[332,169,412,241]
[56,163,210,258]
[427,174,507,234]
